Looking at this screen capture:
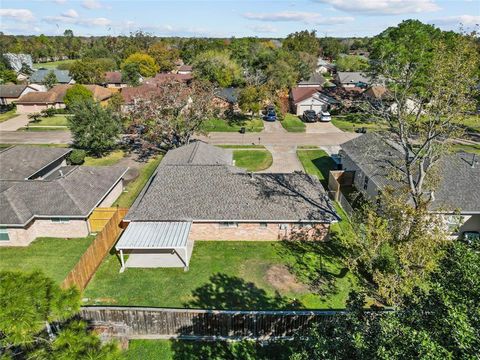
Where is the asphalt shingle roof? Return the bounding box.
[298,73,326,86]
[337,72,370,85]
[30,69,72,84]
[126,142,337,223]
[0,85,29,98]
[0,146,72,180]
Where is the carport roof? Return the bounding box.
[116,221,192,250]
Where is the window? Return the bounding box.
[259,223,268,228]
[363,176,369,190]
[51,218,70,224]
[279,224,289,230]
[219,222,237,228]
[444,215,463,234]
[0,228,9,241]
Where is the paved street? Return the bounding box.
[0,131,72,144]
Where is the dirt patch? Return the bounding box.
[265,265,309,294]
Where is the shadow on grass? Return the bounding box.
[310,155,335,187]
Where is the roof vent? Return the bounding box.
[59,169,64,177]
[430,191,435,202]
[471,154,477,169]
[249,172,254,180]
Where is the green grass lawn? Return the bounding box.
[33,59,76,70]
[297,149,335,187]
[122,339,294,360]
[0,236,93,283]
[455,115,480,134]
[84,150,125,166]
[281,114,306,133]
[233,150,273,172]
[85,241,357,309]
[202,118,264,132]
[331,114,386,132]
[450,142,480,155]
[0,108,18,123]
[113,156,162,207]
[217,145,265,149]
[29,115,70,127]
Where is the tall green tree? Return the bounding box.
[283,30,320,56]
[193,50,242,87]
[265,58,298,90]
[68,100,121,156]
[319,37,347,59]
[238,85,267,117]
[148,41,179,72]
[336,55,369,72]
[121,52,159,77]
[43,70,58,90]
[69,58,112,84]
[121,62,141,86]
[63,84,93,108]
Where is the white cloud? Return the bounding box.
[313,0,440,15]
[43,15,111,27]
[82,0,103,9]
[61,9,78,18]
[53,0,67,4]
[248,24,278,33]
[243,11,353,25]
[0,22,41,34]
[0,8,35,22]
[431,15,480,26]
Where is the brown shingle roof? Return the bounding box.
[104,71,123,84]
[121,84,163,104]
[144,73,193,85]
[0,85,29,98]
[290,87,321,104]
[16,84,112,104]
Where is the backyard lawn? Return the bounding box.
[113,155,162,207]
[0,236,93,283]
[202,118,264,132]
[281,114,305,132]
[84,241,358,310]
[33,59,76,70]
[0,108,18,123]
[450,142,480,155]
[233,149,273,172]
[456,115,480,134]
[297,149,335,187]
[84,150,125,166]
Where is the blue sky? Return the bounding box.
[1,0,479,37]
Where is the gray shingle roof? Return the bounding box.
[30,69,72,84]
[0,85,29,98]
[161,141,232,166]
[0,166,128,226]
[337,72,370,85]
[126,142,337,223]
[340,133,480,213]
[0,146,72,180]
[299,73,326,86]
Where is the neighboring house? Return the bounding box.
[363,85,390,102]
[29,69,74,85]
[316,59,335,74]
[120,84,163,112]
[336,72,370,88]
[298,73,326,88]
[102,71,127,89]
[15,84,113,113]
[177,65,193,75]
[0,84,38,106]
[144,73,193,85]
[0,146,128,246]
[116,141,338,271]
[337,133,480,236]
[213,87,240,112]
[290,87,339,115]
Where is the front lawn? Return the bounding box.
[233,149,273,172]
[450,142,480,155]
[281,114,306,132]
[297,149,335,187]
[0,236,93,283]
[202,118,264,132]
[85,241,357,309]
[0,108,18,123]
[455,115,480,134]
[29,115,70,127]
[84,150,125,166]
[331,113,386,132]
[113,156,162,207]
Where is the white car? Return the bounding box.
[319,111,332,122]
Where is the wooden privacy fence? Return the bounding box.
[88,207,119,233]
[62,208,128,290]
[80,306,345,340]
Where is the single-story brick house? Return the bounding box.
[102,71,128,89]
[0,84,38,106]
[0,146,128,246]
[177,64,193,74]
[290,87,339,115]
[15,84,113,113]
[298,73,326,88]
[337,133,480,236]
[116,142,339,271]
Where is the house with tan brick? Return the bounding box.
[0,146,128,246]
[116,141,339,271]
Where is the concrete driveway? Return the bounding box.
[305,121,343,134]
[258,145,303,173]
[0,114,30,131]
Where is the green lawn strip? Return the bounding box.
[84,241,353,309]
[122,339,294,360]
[217,145,265,149]
[331,114,386,133]
[0,236,93,283]
[33,59,76,69]
[455,115,480,134]
[113,155,162,207]
[0,109,19,123]
[450,143,480,155]
[29,115,70,127]
[233,150,273,172]
[84,150,125,166]
[296,149,335,187]
[281,114,306,133]
[19,127,68,131]
[202,118,264,132]
[298,145,319,149]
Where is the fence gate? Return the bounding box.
[89,207,118,232]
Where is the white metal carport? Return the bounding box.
[115,221,193,272]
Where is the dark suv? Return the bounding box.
[302,110,317,122]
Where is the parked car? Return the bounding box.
[319,111,332,122]
[302,110,317,123]
[459,231,480,245]
[264,110,277,122]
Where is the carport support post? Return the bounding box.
[183,246,189,272]
[119,249,125,273]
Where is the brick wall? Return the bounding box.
[2,219,89,247]
[189,222,330,241]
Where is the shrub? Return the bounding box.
[40,108,56,117]
[68,149,86,165]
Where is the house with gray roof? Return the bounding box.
[115,141,338,271]
[29,69,74,85]
[298,73,326,88]
[338,133,480,236]
[336,72,370,88]
[0,146,128,246]
[0,84,38,106]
